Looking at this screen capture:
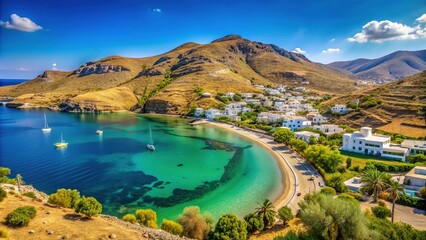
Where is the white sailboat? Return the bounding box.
[42,114,51,133]
[54,133,68,148]
[146,126,155,151]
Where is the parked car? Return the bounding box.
[318,182,324,187]
[297,192,302,196]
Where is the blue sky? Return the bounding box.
[1,0,425,79]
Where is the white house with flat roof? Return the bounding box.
[282,116,311,131]
[205,109,222,120]
[404,166,426,188]
[242,93,253,98]
[341,127,409,161]
[331,104,349,114]
[401,140,426,155]
[313,124,343,135]
[225,92,235,98]
[295,131,320,143]
[344,177,363,192]
[194,108,204,117]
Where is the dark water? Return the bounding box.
[0,106,282,222]
[0,79,29,87]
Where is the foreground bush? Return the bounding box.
[372,206,392,219]
[244,212,264,234]
[320,186,336,195]
[122,214,137,224]
[48,189,81,208]
[161,219,183,236]
[23,192,37,199]
[0,188,6,202]
[178,206,211,239]
[4,206,36,227]
[136,209,158,228]
[75,197,102,218]
[277,206,293,226]
[211,214,247,240]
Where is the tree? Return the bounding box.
[177,206,211,239]
[161,219,183,236]
[309,135,318,145]
[75,196,102,218]
[272,128,294,144]
[386,180,405,223]
[288,138,308,153]
[304,145,344,173]
[122,214,137,224]
[135,209,158,228]
[0,188,6,202]
[0,167,11,178]
[255,199,276,229]
[406,154,426,164]
[277,206,293,226]
[211,214,247,240]
[4,206,36,227]
[371,206,392,219]
[346,157,352,168]
[361,169,389,202]
[320,186,336,195]
[243,212,264,234]
[299,193,372,240]
[326,175,348,193]
[420,187,426,200]
[15,174,23,193]
[48,189,81,208]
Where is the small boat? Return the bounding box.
[146,125,155,151]
[54,133,68,148]
[96,130,103,135]
[42,114,51,133]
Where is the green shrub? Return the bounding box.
[244,212,264,234]
[396,194,426,210]
[0,188,6,202]
[337,165,346,173]
[320,186,336,195]
[136,209,158,228]
[407,154,426,164]
[211,214,247,240]
[75,197,102,218]
[371,206,391,219]
[277,206,294,226]
[48,189,81,208]
[161,219,183,236]
[122,214,137,224]
[4,206,36,227]
[378,200,386,207]
[23,192,37,199]
[420,187,426,199]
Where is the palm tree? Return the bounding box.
[16,174,24,193]
[255,199,276,228]
[360,169,388,202]
[386,180,405,223]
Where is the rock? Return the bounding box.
[61,235,68,239]
[47,230,54,235]
[29,230,35,234]
[109,234,117,239]
[43,221,47,224]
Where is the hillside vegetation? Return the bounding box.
[321,71,426,137]
[0,35,358,114]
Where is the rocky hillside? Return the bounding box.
[0,35,358,114]
[321,71,426,137]
[329,50,426,82]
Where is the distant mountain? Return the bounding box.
[328,50,426,82]
[0,35,357,114]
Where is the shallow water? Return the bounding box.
[0,106,283,222]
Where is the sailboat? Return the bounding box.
[146,126,155,151]
[54,133,68,148]
[42,114,51,133]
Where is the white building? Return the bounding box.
[312,114,328,124]
[295,87,307,92]
[194,108,204,117]
[344,177,363,192]
[205,108,222,120]
[246,99,261,105]
[276,85,286,92]
[341,127,409,161]
[331,104,349,114]
[404,166,426,188]
[282,116,311,131]
[229,115,241,122]
[285,112,296,117]
[295,131,320,143]
[263,100,273,107]
[265,88,281,95]
[313,124,343,135]
[401,140,426,155]
[257,112,285,123]
[224,107,240,117]
[201,92,212,98]
[254,85,265,90]
[242,93,253,98]
[242,107,252,113]
[225,92,235,98]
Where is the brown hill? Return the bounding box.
[0,35,358,114]
[321,71,426,137]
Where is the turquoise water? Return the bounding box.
[0,106,283,222]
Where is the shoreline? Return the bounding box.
[200,121,295,210]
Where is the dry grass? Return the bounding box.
[0,194,148,240]
[249,218,306,240]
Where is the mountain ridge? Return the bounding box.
[329,50,426,83]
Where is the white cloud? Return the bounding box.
[330,38,336,42]
[322,48,340,53]
[153,8,162,13]
[52,63,57,70]
[18,67,30,71]
[348,15,426,43]
[291,48,306,55]
[0,14,43,32]
[416,13,426,22]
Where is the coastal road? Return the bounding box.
[205,122,324,213]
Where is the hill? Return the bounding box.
[0,35,358,114]
[321,71,426,137]
[328,50,426,83]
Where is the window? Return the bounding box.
[353,140,355,143]
[365,143,380,148]
[359,147,362,151]
[353,147,355,150]
[383,151,405,156]
[359,141,362,144]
